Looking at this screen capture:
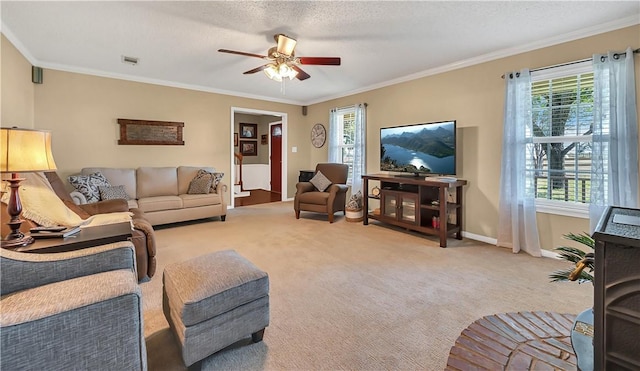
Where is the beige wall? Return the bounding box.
[306,25,640,251]
[2,25,638,251]
[1,34,35,127]
[28,70,309,199]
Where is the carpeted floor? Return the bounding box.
[142,201,593,370]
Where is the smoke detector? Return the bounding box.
[121,55,139,66]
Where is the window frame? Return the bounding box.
[529,61,596,218]
[333,109,356,185]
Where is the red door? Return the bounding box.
[270,123,282,194]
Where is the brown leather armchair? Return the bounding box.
[294,163,349,223]
[0,172,156,282]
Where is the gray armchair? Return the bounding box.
[294,163,349,223]
[0,241,147,370]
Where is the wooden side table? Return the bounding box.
[13,222,133,254]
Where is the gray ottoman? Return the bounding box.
[162,250,269,369]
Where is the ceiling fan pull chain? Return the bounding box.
[281,79,286,95]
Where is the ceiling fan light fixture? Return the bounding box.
[264,63,298,82]
[264,63,283,82]
[278,63,298,80]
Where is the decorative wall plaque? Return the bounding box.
[117,119,184,145]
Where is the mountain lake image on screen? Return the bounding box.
[380,120,456,176]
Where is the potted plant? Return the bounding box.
[549,232,594,283]
[549,232,595,371]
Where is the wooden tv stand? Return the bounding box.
[362,174,467,247]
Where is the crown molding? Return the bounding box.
[301,15,640,105]
[38,61,302,105]
[1,21,38,65]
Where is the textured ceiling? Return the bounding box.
[2,1,639,105]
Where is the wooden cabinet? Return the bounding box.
[362,174,467,247]
[381,190,418,224]
[592,206,640,370]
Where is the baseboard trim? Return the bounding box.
[462,231,560,259]
[461,231,497,245]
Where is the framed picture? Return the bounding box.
[234,133,239,146]
[261,134,268,145]
[240,123,257,139]
[240,140,257,156]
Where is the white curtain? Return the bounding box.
[590,47,639,231]
[497,69,542,256]
[352,103,367,192]
[328,108,341,163]
[328,104,367,192]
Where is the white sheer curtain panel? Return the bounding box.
[590,47,639,231]
[352,103,367,192]
[497,69,542,256]
[328,108,341,163]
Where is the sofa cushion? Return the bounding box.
[137,167,178,198]
[297,191,330,205]
[82,168,137,201]
[99,185,130,201]
[68,172,111,203]
[137,196,183,213]
[177,166,215,195]
[179,194,222,208]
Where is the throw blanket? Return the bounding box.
[1,172,132,228]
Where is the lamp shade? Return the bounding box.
[1,127,57,173]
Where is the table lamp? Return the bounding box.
[1,127,57,248]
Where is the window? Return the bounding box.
[527,62,603,217]
[334,110,356,182]
[329,104,366,190]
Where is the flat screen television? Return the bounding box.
[380,120,456,176]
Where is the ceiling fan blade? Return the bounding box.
[298,57,341,66]
[218,49,267,59]
[243,65,269,74]
[291,65,311,81]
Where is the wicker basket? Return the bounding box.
[345,208,363,222]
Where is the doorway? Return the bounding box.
[270,122,282,194]
[230,107,287,209]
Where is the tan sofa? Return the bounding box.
[71,166,227,226]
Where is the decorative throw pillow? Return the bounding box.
[210,172,224,193]
[99,185,130,200]
[347,190,363,210]
[194,169,224,193]
[310,171,332,192]
[187,176,213,194]
[68,172,111,203]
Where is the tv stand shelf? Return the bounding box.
[362,174,467,247]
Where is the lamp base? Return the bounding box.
[2,175,34,249]
[1,234,34,248]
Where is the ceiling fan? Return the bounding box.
[218,34,341,82]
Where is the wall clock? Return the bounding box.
[311,123,326,148]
